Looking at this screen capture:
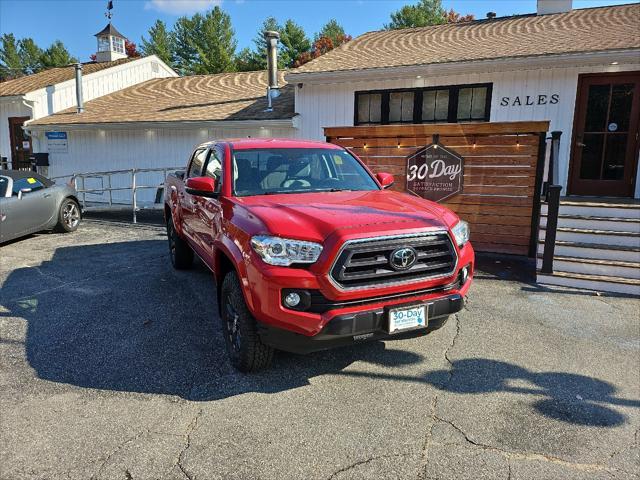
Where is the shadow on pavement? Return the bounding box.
[1,239,637,428]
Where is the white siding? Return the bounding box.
[0,99,31,163]
[25,56,176,120]
[295,62,640,197]
[32,124,296,203]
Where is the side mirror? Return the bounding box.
[17,188,32,200]
[185,176,218,198]
[376,172,394,189]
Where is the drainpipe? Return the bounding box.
[264,31,280,112]
[74,63,84,113]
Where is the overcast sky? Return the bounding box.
[0,0,635,62]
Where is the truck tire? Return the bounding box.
[167,216,193,269]
[221,271,274,372]
[54,198,81,233]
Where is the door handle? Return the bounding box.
[43,193,51,198]
[576,142,586,147]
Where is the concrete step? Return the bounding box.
[536,256,640,279]
[537,240,640,263]
[539,227,640,247]
[537,271,640,296]
[541,202,640,219]
[540,214,640,233]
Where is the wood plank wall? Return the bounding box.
[325,121,550,256]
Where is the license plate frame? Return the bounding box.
[387,304,428,334]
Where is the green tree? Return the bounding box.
[40,40,77,68]
[280,20,310,68]
[141,20,175,67]
[191,6,237,74]
[0,33,23,80]
[385,0,473,29]
[18,38,43,74]
[173,14,199,74]
[315,19,346,45]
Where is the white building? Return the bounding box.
[0,22,176,170]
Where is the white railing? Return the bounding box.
[51,167,182,223]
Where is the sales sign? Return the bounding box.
[406,144,464,203]
[45,131,68,153]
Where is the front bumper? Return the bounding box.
[258,293,464,354]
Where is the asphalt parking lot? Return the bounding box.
[1,217,638,480]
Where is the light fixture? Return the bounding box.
[397,139,401,148]
[416,75,422,79]
[610,61,619,65]
[284,292,301,308]
[472,136,477,148]
[516,134,520,148]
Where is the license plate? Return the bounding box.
[388,305,427,334]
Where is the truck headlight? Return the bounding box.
[452,220,470,248]
[250,235,323,266]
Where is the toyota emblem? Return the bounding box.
[390,247,417,270]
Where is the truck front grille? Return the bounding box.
[329,232,457,290]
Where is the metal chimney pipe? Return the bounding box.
[74,63,84,113]
[264,31,280,111]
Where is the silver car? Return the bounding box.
[0,170,81,244]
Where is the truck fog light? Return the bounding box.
[460,265,469,285]
[284,292,301,307]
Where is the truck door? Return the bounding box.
[181,148,209,247]
[194,145,224,264]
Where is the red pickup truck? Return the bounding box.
[164,138,473,372]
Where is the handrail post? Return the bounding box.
[541,184,562,274]
[81,176,86,210]
[544,131,562,198]
[108,173,113,207]
[132,169,137,224]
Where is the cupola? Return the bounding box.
[94,23,127,62]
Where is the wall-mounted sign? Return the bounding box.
[45,131,68,153]
[406,144,463,203]
[500,94,559,107]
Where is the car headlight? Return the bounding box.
[452,220,470,248]
[250,235,323,266]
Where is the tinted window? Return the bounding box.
[0,176,8,197]
[187,149,208,178]
[12,177,45,196]
[232,148,378,197]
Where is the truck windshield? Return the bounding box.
[232,148,379,196]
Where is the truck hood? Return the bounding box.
[234,190,457,243]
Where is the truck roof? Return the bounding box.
[197,138,343,151]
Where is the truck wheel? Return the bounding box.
[54,198,81,233]
[221,271,274,372]
[167,216,193,269]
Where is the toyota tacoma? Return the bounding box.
[164,139,473,372]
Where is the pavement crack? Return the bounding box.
[174,408,203,480]
[90,429,149,480]
[327,452,412,479]
[417,313,462,479]
[433,415,626,474]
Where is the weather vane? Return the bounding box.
[105,0,114,20]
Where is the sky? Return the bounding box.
[0,0,636,62]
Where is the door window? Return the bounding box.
[12,177,45,196]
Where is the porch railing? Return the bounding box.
[51,166,182,224]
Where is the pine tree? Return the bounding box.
[385,0,474,30]
[18,38,43,74]
[280,20,310,68]
[0,34,23,80]
[191,7,237,74]
[141,20,175,67]
[315,19,347,45]
[173,15,199,74]
[40,40,77,68]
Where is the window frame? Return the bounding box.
[354,83,493,126]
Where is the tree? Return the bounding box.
[18,38,43,74]
[0,33,23,80]
[190,7,237,74]
[280,20,311,68]
[315,19,347,45]
[173,15,199,74]
[236,16,281,72]
[40,40,77,68]
[294,20,351,67]
[125,40,140,58]
[140,19,175,67]
[385,0,474,29]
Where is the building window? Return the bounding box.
[112,36,125,54]
[355,83,492,125]
[356,93,383,124]
[97,36,110,52]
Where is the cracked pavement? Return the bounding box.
[1,217,639,480]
